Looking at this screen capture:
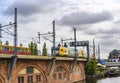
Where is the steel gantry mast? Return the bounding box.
[8,8,18,83]
[70,28,77,73]
[0,8,18,83]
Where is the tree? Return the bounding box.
[5,41,9,45]
[0,40,2,45]
[20,43,23,47]
[29,41,34,55]
[42,42,48,56]
[29,41,38,55]
[85,59,97,76]
[34,43,38,55]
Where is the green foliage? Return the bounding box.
[20,43,23,47]
[29,41,38,55]
[42,42,48,56]
[0,40,2,45]
[34,43,38,55]
[5,41,9,45]
[85,59,97,75]
[29,42,34,55]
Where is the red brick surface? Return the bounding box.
[0,59,85,83]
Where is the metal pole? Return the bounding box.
[70,28,77,73]
[53,21,56,56]
[38,32,40,44]
[74,28,77,58]
[98,44,100,62]
[87,42,89,61]
[61,38,63,46]
[93,39,95,60]
[8,8,18,82]
[14,8,17,56]
[0,24,2,38]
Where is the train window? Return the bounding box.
[25,48,27,52]
[20,47,22,52]
[3,46,7,51]
[24,48,26,52]
[12,47,14,51]
[17,48,20,52]
[27,49,29,52]
[9,47,12,51]
[0,45,2,50]
[6,47,9,50]
[28,49,30,52]
[2,46,5,50]
[22,48,24,52]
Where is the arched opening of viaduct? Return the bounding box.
[11,63,47,83]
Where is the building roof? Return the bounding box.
[110,49,120,54]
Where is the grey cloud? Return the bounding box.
[114,20,120,24]
[95,35,113,39]
[84,28,120,36]
[3,0,62,17]
[84,29,100,35]
[97,38,116,47]
[58,11,113,26]
[100,29,120,34]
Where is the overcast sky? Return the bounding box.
[0,0,120,59]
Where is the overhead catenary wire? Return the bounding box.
[1,20,68,47]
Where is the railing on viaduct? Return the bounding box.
[0,54,87,83]
[105,62,120,67]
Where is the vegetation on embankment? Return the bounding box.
[85,59,107,79]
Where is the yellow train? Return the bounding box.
[0,44,31,55]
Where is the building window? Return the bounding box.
[36,75,41,82]
[53,74,57,79]
[53,66,67,80]
[58,73,62,79]
[56,66,62,72]
[63,73,66,78]
[26,67,34,74]
[18,76,24,83]
[27,76,33,83]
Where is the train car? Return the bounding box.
[78,50,86,58]
[56,46,69,56]
[0,44,31,55]
[56,46,86,58]
[68,48,78,57]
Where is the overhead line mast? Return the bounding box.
[8,8,18,83]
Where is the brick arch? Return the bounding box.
[49,63,70,83]
[52,63,69,74]
[11,63,47,83]
[0,74,5,83]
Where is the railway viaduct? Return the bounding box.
[0,55,87,83]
